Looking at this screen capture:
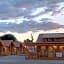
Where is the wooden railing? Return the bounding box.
[25,52,37,59]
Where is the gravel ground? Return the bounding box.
[0,55,64,64]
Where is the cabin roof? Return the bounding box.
[14,42,20,47]
[36,33,64,43]
[2,40,13,47]
[0,40,22,47]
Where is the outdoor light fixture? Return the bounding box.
[60,46,64,49]
[53,45,57,49]
[14,48,16,50]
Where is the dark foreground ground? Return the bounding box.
[0,55,64,64]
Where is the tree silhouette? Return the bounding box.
[0,34,17,41]
[24,34,34,43]
[24,39,32,43]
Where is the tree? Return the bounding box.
[1,34,17,41]
[24,39,32,43]
[24,34,34,43]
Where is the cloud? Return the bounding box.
[0,0,64,33]
[30,7,47,16]
[0,20,63,33]
[0,0,63,19]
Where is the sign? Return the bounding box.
[28,46,34,52]
[56,52,62,57]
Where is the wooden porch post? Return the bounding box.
[35,45,38,58]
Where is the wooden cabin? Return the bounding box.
[0,40,24,56]
[10,41,16,55]
[14,42,20,55]
[0,40,5,56]
[25,33,64,60]
[19,43,24,54]
[0,40,13,56]
[2,40,13,56]
[14,41,25,55]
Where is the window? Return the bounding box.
[54,38,57,42]
[46,38,51,42]
[57,38,63,42]
[51,38,54,42]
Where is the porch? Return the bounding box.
[25,43,64,60]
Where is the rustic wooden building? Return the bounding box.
[25,33,64,60]
[0,40,13,56]
[0,40,5,56]
[14,41,25,55]
[0,40,24,56]
[14,42,20,55]
[19,43,24,54]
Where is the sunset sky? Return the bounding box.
[0,0,64,42]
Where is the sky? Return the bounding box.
[0,0,64,42]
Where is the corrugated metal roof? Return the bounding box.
[36,33,64,43]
